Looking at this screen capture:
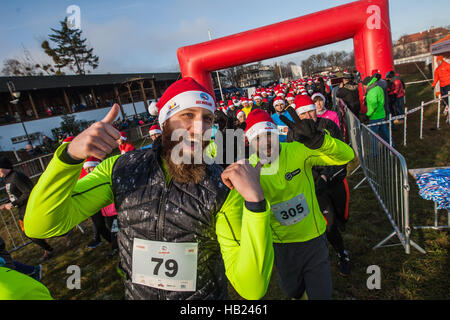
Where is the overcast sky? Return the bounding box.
[0,0,448,74]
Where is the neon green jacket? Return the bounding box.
[250,134,354,243]
[23,143,273,300]
[0,267,53,300]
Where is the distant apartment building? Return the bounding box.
[237,63,275,88]
[393,27,449,59]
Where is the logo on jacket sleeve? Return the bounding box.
[285,168,301,181]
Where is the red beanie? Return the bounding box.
[294,95,316,115]
[156,77,215,126]
[245,109,278,142]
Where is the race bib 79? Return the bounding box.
[132,238,198,292]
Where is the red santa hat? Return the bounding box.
[83,156,101,169]
[244,109,278,142]
[286,93,295,101]
[253,93,262,100]
[273,96,285,107]
[219,100,225,106]
[156,77,215,126]
[228,100,234,107]
[149,124,162,136]
[120,131,127,141]
[294,95,316,116]
[237,110,246,120]
[371,69,380,76]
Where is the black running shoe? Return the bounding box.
[337,250,351,276]
[88,239,102,249]
[31,264,42,281]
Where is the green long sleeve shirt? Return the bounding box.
[249,134,355,243]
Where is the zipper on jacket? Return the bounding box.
[156,179,172,300]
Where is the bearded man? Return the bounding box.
[24,77,273,300]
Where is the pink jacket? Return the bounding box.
[101,203,118,217]
[317,109,340,128]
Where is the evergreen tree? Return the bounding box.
[41,18,99,75]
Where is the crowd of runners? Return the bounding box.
[0,68,408,300]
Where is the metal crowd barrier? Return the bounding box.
[342,105,426,254]
[366,93,450,147]
[0,198,32,253]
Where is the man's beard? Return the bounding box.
[161,122,208,184]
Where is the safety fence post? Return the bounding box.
[420,101,424,140]
[403,106,408,146]
[437,99,441,130]
[388,113,393,146]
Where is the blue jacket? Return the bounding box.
[272,110,293,142]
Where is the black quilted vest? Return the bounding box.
[111,142,230,300]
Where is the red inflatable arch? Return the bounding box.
[177,0,394,106]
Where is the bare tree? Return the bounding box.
[1,46,60,76]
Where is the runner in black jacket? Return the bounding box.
[286,108,351,276]
[0,157,55,262]
[336,75,361,118]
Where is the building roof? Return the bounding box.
[0,72,181,93]
[431,34,450,55]
[396,27,449,45]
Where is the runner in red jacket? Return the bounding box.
[432,56,450,107]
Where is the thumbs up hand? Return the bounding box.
[67,104,121,160]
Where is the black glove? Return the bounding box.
[280,107,325,149]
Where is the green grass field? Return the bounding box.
[1,73,449,300]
